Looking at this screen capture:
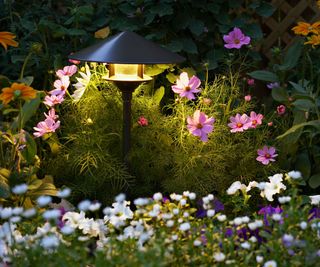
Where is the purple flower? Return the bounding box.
[258,205,283,226]
[267,82,280,89]
[223,27,251,49]
[187,110,215,142]
[309,207,320,221]
[256,146,278,165]
[172,72,201,100]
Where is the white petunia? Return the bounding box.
[271,214,282,221]
[57,188,71,198]
[264,260,277,267]
[60,225,74,235]
[89,202,101,212]
[115,193,126,203]
[134,198,149,206]
[241,241,251,249]
[179,222,190,232]
[40,235,60,249]
[193,240,202,246]
[207,209,215,217]
[42,209,61,220]
[287,170,302,179]
[278,196,291,204]
[12,184,28,195]
[188,192,196,200]
[310,195,320,205]
[153,192,163,201]
[227,181,246,195]
[37,196,52,207]
[214,252,226,262]
[78,200,91,211]
[217,214,227,222]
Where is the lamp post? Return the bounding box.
[69,31,185,167]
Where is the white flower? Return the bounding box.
[248,222,258,231]
[40,235,60,249]
[78,200,91,211]
[264,260,277,267]
[60,225,74,235]
[278,196,291,204]
[217,214,227,222]
[134,198,149,206]
[63,211,86,228]
[57,188,71,198]
[0,208,12,219]
[262,174,286,201]
[234,217,243,226]
[89,202,101,211]
[193,240,202,246]
[172,208,180,215]
[258,182,266,190]
[300,221,307,230]
[72,63,91,101]
[256,256,264,263]
[246,181,258,192]
[12,184,28,195]
[12,207,23,215]
[42,209,61,220]
[249,236,257,243]
[115,193,126,203]
[78,236,90,242]
[22,208,36,218]
[242,216,250,223]
[287,170,302,179]
[255,220,263,228]
[271,214,282,221]
[37,196,52,207]
[310,195,320,205]
[153,192,163,201]
[188,192,196,200]
[282,234,294,243]
[207,194,214,200]
[183,212,189,218]
[179,222,190,232]
[207,209,215,217]
[9,216,21,223]
[180,199,187,206]
[227,181,246,195]
[166,220,174,228]
[202,196,210,204]
[214,252,226,262]
[171,234,178,241]
[241,241,251,249]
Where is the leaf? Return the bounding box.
[247,70,279,82]
[166,73,177,84]
[0,182,10,199]
[153,86,165,105]
[11,92,43,131]
[256,2,275,17]
[292,99,314,112]
[271,87,288,102]
[182,38,198,54]
[21,131,37,164]
[278,41,303,71]
[309,173,320,188]
[94,26,110,39]
[277,120,320,139]
[243,23,263,39]
[295,151,311,178]
[188,19,205,36]
[166,40,183,53]
[67,29,87,36]
[145,65,167,76]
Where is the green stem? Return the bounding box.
[19,52,33,80]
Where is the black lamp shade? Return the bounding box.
[68,31,185,64]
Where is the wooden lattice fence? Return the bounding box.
[261,0,320,59]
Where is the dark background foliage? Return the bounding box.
[0,0,274,88]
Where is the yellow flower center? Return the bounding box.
[252,120,257,125]
[196,123,203,129]
[236,123,243,128]
[185,86,191,91]
[234,39,240,44]
[265,153,271,158]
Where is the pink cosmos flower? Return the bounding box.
[187,110,215,142]
[223,27,251,49]
[68,53,81,65]
[33,117,60,137]
[268,122,273,127]
[247,79,255,86]
[43,94,65,107]
[49,76,70,96]
[44,108,59,120]
[228,113,251,133]
[137,116,148,126]
[172,72,201,100]
[56,65,78,79]
[244,95,251,102]
[256,146,278,165]
[277,105,286,115]
[249,111,263,128]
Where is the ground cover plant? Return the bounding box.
[1,0,320,266]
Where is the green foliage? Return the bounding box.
[247,40,320,190]
[0,0,273,89]
[48,64,278,203]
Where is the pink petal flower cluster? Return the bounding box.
[34,65,78,137]
[172,72,201,100]
[187,110,215,142]
[138,116,148,126]
[228,112,263,132]
[277,105,286,115]
[223,27,251,49]
[256,146,278,165]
